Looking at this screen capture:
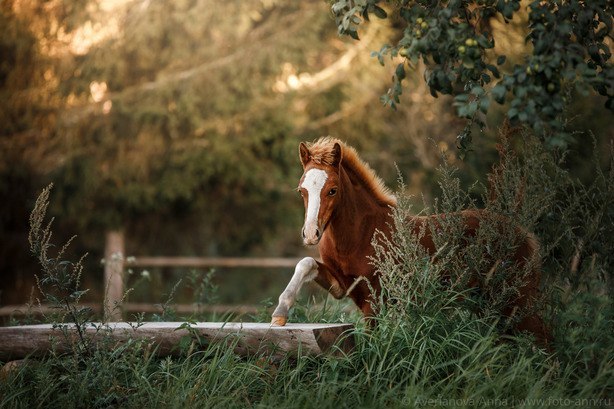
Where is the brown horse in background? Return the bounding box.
[271,137,550,346]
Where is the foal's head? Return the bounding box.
[297,141,343,245]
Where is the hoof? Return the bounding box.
[270,316,287,326]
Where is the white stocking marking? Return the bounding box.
[272,257,318,318]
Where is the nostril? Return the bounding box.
[315,228,320,238]
[301,227,306,239]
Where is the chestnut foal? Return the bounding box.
[271,137,550,346]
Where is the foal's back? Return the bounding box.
[406,209,550,345]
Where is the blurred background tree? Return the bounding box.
[0,0,611,306]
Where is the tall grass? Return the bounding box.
[1,131,612,408]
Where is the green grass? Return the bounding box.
[1,303,611,409]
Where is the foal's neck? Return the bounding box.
[344,165,391,212]
[327,167,392,253]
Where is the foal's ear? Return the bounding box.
[331,142,342,168]
[299,142,311,167]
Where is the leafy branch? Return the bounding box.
[332,0,613,149]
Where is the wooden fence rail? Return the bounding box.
[0,303,260,318]
[130,256,301,269]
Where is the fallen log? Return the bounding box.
[0,322,355,361]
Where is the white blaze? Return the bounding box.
[301,168,328,229]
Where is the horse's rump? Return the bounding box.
[405,209,549,344]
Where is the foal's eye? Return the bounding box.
[328,188,337,196]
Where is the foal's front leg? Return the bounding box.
[271,257,344,326]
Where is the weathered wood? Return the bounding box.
[103,230,125,321]
[0,322,355,360]
[130,256,301,269]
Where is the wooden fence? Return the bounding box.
[0,302,260,318]
[0,230,304,320]
[103,253,301,321]
[0,255,302,321]
[97,230,304,320]
[0,255,300,321]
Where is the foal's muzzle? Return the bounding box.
[302,224,321,245]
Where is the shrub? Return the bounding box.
[369,127,613,398]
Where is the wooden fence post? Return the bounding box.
[104,230,125,321]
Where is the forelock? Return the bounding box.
[305,136,342,166]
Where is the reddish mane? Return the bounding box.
[305,137,397,207]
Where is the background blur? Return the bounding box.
[1,0,611,310]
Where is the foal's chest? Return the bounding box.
[320,244,375,281]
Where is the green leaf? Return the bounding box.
[454,93,470,103]
[467,101,478,116]
[373,5,387,19]
[347,29,360,40]
[470,86,485,97]
[479,96,490,114]
[331,2,347,14]
[477,35,493,49]
[502,4,514,19]
[395,63,406,81]
[492,84,507,104]
[462,56,475,69]
[485,64,500,78]
[178,335,193,352]
[70,289,89,300]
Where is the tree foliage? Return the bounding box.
[2,1,385,246]
[332,0,613,149]
[1,0,406,297]
[2,0,611,305]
